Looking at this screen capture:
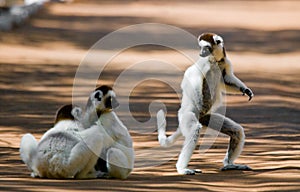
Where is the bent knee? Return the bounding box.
[234,125,245,140]
[107,148,132,179]
[107,148,130,169]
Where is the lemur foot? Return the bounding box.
[96,171,110,178]
[221,164,252,171]
[178,168,202,175]
[30,172,39,178]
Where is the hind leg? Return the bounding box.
[157,110,182,147]
[176,112,202,175]
[200,113,251,171]
[67,127,105,179]
[106,147,133,179]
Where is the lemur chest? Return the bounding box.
[200,66,222,116]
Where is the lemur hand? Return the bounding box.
[243,88,254,101]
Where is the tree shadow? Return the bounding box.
[0,63,79,133]
[0,3,299,54]
[1,1,300,191]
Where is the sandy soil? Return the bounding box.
[0,1,299,191]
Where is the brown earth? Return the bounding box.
[0,1,299,191]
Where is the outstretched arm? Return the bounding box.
[222,58,254,101]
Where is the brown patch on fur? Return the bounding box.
[198,33,217,45]
[223,47,227,57]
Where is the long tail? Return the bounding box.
[157,109,182,147]
[20,133,38,171]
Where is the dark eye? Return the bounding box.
[216,40,222,44]
[94,92,102,101]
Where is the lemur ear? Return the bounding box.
[213,35,224,45]
[71,106,83,120]
[198,34,212,57]
[111,96,119,109]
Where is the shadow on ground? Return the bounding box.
[0,2,299,54]
[0,1,300,191]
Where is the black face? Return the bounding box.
[96,96,119,117]
[105,96,112,109]
[200,46,213,57]
[95,85,119,109]
[94,85,120,117]
[105,96,119,109]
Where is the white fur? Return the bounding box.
[81,90,103,128]
[80,88,134,179]
[212,35,223,45]
[19,119,105,179]
[20,88,134,179]
[95,110,134,179]
[198,39,211,49]
[157,43,252,174]
[20,133,38,176]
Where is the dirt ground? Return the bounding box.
[0,1,299,191]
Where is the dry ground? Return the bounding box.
[0,1,299,191]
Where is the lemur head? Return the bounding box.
[54,104,82,125]
[198,33,226,62]
[82,85,119,127]
[90,85,119,116]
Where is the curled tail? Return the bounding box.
[157,109,182,147]
[20,133,38,171]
